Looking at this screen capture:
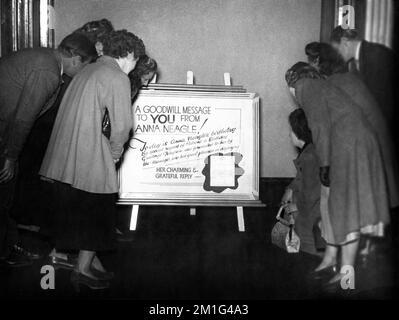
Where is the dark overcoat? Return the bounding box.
[0,48,62,160]
[357,41,395,127]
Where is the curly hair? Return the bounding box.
[102,29,145,59]
[129,55,157,91]
[285,62,322,88]
[289,108,313,144]
[305,42,347,76]
[73,18,114,44]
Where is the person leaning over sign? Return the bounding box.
[39,29,145,291]
[0,33,97,268]
[128,54,158,104]
[285,62,390,290]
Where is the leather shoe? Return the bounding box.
[50,255,77,270]
[13,245,41,260]
[309,265,337,280]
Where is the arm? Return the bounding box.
[3,70,59,161]
[107,76,133,161]
[300,81,331,168]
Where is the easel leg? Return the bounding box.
[190,207,196,216]
[129,205,139,231]
[237,206,245,232]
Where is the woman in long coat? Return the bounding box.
[40,30,145,290]
[306,42,399,209]
[286,63,390,286]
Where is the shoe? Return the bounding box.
[50,255,77,270]
[91,268,115,280]
[5,248,33,267]
[116,230,134,242]
[13,245,41,260]
[70,271,110,292]
[309,264,337,280]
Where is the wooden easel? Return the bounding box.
[128,204,246,232]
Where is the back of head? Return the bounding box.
[305,42,322,64]
[102,29,145,59]
[285,62,322,87]
[305,42,347,76]
[129,55,157,81]
[58,33,98,63]
[330,26,359,43]
[73,18,114,45]
[289,108,313,144]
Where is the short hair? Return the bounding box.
[58,33,98,63]
[330,26,359,43]
[305,42,347,76]
[305,42,322,63]
[73,18,114,44]
[102,29,145,59]
[289,108,313,144]
[285,62,322,87]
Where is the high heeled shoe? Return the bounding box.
[91,268,115,281]
[70,271,110,292]
[309,264,337,280]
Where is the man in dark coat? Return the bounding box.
[330,26,396,128]
[0,33,97,267]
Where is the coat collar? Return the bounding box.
[98,55,124,72]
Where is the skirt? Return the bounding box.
[53,181,116,252]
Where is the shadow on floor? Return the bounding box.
[0,205,397,299]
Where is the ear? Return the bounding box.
[72,55,82,66]
[95,42,103,56]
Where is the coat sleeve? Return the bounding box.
[300,81,331,167]
[107,75,133,160]
[4,69,60,161]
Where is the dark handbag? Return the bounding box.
[102,108,111,139]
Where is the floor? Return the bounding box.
[0,205,398,300]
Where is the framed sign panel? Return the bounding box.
[118,86,262,207]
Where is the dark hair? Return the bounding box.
[128,55,157,95]
[305,42,321,63]
[102,29,145,59]
[58,33,98,63]
[289,108,313,144]
[285,62,322,87]
[73,18,114,44]
[305,42,347,76]
[330,26,359,43]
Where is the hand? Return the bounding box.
[319,166,330,187]
[285,203,298,214]
[281,188,293,205]
[0,158,17,183]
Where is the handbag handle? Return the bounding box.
[276,204,293,226]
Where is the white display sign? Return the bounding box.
[118,89,260,205]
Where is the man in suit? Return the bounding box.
[330,26,396,131]
[0,33,97,267]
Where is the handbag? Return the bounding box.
[271,204,301,253]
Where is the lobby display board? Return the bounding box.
[117,83,263,231]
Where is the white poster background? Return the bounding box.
[118,92,258,202]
